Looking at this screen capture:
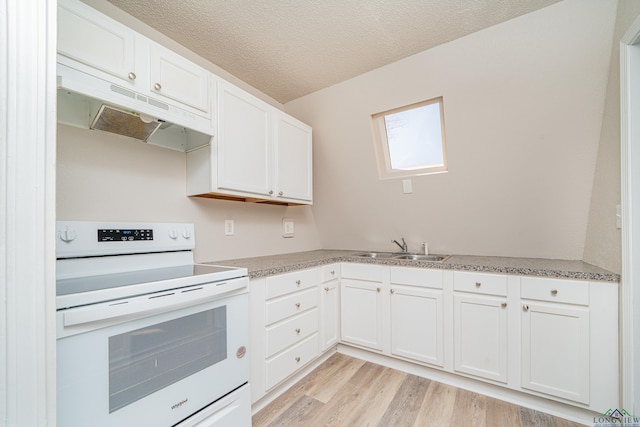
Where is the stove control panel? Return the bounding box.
[56,221,195,258]
[98,229,153,242]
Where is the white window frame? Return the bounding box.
[371,97,448,179]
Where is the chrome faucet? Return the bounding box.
[392,238,408,253]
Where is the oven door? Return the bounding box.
[57,291,249,427]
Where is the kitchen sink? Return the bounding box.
[393,254,448,262]
[354,252,397,258]
[354,252,449,262]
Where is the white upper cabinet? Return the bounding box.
[148,42,210,113]
[216,81,271,197]
[273,112,313,202]
[187,81,313,205]
[58,0,137,86]
[57,0,211,121]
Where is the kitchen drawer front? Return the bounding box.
[390,267,443,289]
[322,264,340,283]
[521,277,589,305]
[454,271,507,296]
[265,288,318,325]
[266,268,321,299]
[341,263,383,282]
[265,333,319,390]
[265,308,318,358]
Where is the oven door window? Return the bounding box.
[108,306,227,413]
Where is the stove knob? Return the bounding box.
[58,227,76,243]
[182,228,192,239]
[168,228,178,240]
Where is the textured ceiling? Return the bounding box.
[106,0,561,103]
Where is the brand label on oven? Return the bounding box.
[171,398,188,410]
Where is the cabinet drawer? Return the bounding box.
[266,308,318,358]
[454,271,507,296]
[341,263,383,282]
[521,277,589,305]
[265,288,318,326]
[322,264,340,283]
[266,268,321,299]
[265,334,319,390]
[390,267,443,289]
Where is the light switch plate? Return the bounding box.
[224,220,234,236]
[402,179,413,194]
[283,218,294,238]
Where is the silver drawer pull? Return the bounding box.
[295,303,301,308]
[324,287,329,292]
[390,289,395,294]
[295,356,301,363]
[523,304,529,312]
[128,72,136,80]
[501,302,507,308]
[551,289,558,296]
[331,270,336,275]
[475,282,481,287]
[376,287,381,293]
[154,82,161,90]
[296,280,301,286]
[295,328,301,334]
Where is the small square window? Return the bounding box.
[371,97,447,179]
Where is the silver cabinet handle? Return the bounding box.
[295,302,301,308]
[296,280,301,286]
[523,304,529,312]
[501,302,507,308]
[154,82,162,90]
[324,287,329,292]
[128,72,136,80]
[278,191,283,196]
[295,328,301,334]
[269,190,274,195]
[331,270,335,275]
[390,289,395,294]
[295,356,301,362]
[551,289,558,296]
[376,287,381,293]
[475,282,481,287]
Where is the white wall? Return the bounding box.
[56,125,322,262]
[583,0,640,274]
[286,0,616,260]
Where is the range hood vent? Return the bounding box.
[57,64,213,152]
[90,104,162,142]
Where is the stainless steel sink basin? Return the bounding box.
[354,252,396,258]
[354,252,449,262]
[394,254,448,262]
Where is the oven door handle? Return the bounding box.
[62,279,247,327]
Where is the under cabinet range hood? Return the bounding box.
[57,64,213,152]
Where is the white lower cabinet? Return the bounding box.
[518,276,618,410]
[340,278,384,351]
[453,293,508,383]
[250,262,619,414]
[249,268,321,404]
[320,264,340,351]
[389,267,444,367]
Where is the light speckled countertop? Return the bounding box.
[208,249,620,282]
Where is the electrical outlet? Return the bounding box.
[283,218,294,238]
[224,220,234,236]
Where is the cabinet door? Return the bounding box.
[273,113,312,203]
[148,42,210,114]
[320,281,339,351]
[521,302,589,404]
[340,279,383,351]
[390,286,444,367]
[454,294,508,383]
[217,82,271,196]
[58,0,137,85]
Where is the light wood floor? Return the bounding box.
[252,353,586,427]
